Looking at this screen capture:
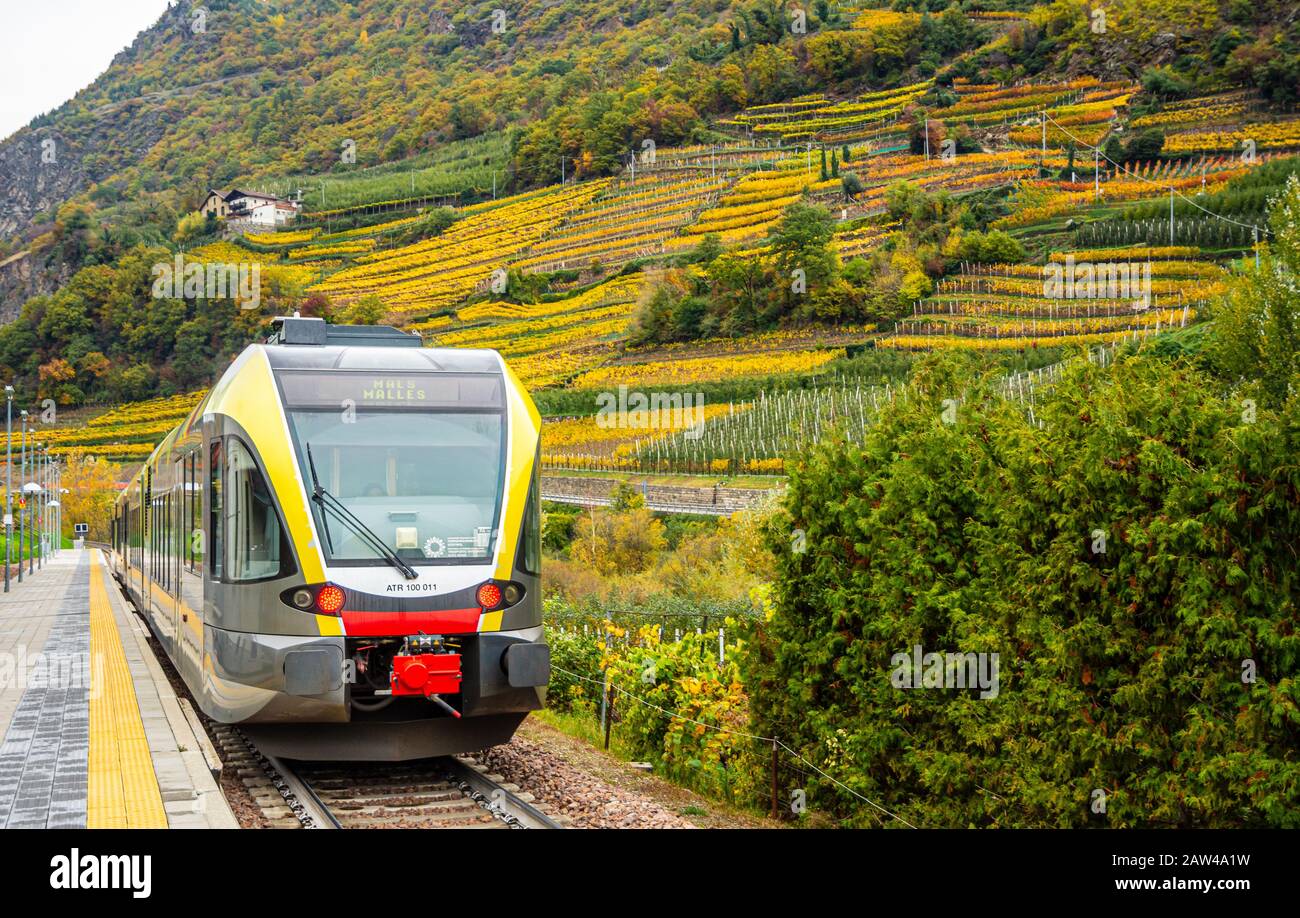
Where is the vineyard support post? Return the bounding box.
[770,739,779,820]
[603,683,614,752]
[599,671,608,742]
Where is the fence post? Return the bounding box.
[770,738,779,820]
[604,683,614,752]
[599,670,608,740]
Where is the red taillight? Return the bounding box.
[476,582,503,610]
[316,584,346,615]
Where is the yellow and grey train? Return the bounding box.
[109,317,549,760]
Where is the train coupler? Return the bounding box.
[389,635,462,713]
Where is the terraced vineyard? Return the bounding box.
[43,391,208,461]
[264,131,515,217]
[880,250,1210,351]
[939,77,1131,134]
[510,171,732,273]
[727,81,929,146]
[434,274,646,388]
[188,242,322,293]
[170,83,1294,481]
[312,182,607,320]
[845,150,1043,214]
[993,157,1263,233]
[680,164,832,245]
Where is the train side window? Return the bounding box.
[519,450,541,576]
[186,451,203,572]
[165,492,174,594]
[218,436,295,579]
[209,439,223,579]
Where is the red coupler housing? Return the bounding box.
[390,653,462,697]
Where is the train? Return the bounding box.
[109,316,549,760]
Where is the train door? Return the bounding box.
[172,465,183,650]
[140,469,151,620]
[163,469,181,654]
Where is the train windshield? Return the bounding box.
[278,371,507,566]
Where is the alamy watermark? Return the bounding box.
[594,386,705,440]
[0,645,102,698]
[152,255,261,310]
[890,644,1000,699]
[50,849,151,898]
[1043,256,1151,310]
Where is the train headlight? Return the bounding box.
[316,584,346,615]
[291,589,314,609]
[503,583,522,605]
[476,582,503,610]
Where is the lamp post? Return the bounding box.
[49,455,57,560]
[4,385,11,592]
[35,444,43,571]
[37,448,44,565]
[18,410,26,582]
[43,451,49,561]
[57,483,67,559]
[32,442,40,571]
[52,466,60,559]
[42,447,49,566]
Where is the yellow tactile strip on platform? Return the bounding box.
[87,552,168,828]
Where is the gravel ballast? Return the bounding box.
[477,735,697,828]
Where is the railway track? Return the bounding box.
[212,725,564,829]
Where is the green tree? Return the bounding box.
[339,294,387,325]
[957,229,1026,264]
[689,232,723,266]
[708,251,773,336]
[768,202,837,292]
[1206,173,1300,407]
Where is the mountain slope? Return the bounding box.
[1,0,737,244]
[2,0,1299,413]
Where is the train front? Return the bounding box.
[231,319,547,760]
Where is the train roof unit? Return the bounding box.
[267,315,421,348]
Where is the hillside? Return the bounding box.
[3,0,1300,423]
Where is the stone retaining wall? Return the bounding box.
[541,475,780,515]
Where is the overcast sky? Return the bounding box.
[1,0,171,141]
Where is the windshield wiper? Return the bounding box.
[305,442,419,580]
[305,442,335,554]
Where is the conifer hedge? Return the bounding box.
[745,354,1299,826]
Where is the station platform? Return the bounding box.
[0,548,236,828]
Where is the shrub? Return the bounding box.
[544,619,605,714]
[1140,66,1192,101]
[745,353,1300,827]
[604,626,764,804]
[957,229,1026,264]
[542,509,577,551]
